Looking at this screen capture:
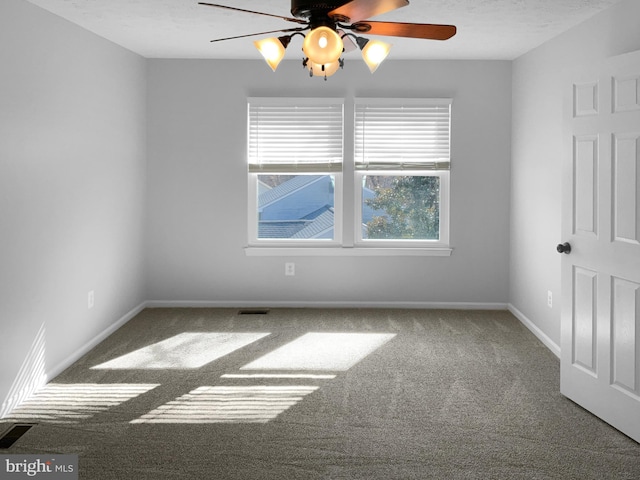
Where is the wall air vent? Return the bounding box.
[237,309,270,315]
[0,424,36,449]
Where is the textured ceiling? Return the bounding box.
[25,0,625,60]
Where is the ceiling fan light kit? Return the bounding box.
[254,37,288,71]
[200,0,456,80]
[303,26,344,65]
[305,57,343,78]
[357,37,392,73]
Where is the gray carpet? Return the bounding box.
[2,308,639,479]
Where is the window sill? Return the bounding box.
[244,247,453,257]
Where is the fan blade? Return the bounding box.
[352,21,456,40]
[209,27,304,43]
[329,0,408,23]
[198,3,307,25]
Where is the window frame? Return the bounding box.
[248,171,343,247]
[354,170,450,248]
[245,97,452,255]
[247,97,344,247]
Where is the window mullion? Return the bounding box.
[342,98,355,247]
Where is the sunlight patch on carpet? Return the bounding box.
[91,332,270,369]
[5,384,159,424]
[240,332,396,371]
[130,385,318,424]
[221,373,336,379]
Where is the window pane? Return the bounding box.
[257,175,335,240]
[362,175,440,240]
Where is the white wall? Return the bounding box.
[510,0,640,349]
[146,59,512,307]
[0,0,147,415]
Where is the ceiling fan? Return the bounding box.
[198,0,457,79]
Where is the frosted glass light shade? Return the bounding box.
[254,37,287,71]
[306,59,341,78]
[302,26,343,65]
[361,40,392,73]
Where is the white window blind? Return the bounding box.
[248,98,344,173]
[354,98,451,171]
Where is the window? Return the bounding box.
[247,97,451,254]
[359,174,444,241]
[247,98,343,246]
[354,99,450,246]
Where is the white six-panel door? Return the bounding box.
[562,49,640,442]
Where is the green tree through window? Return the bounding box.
[365,176,440,240]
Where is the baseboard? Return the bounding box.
[0,324,47,419]
[508,304,561,358]
[46,301,147,381]
[146,300,510,310]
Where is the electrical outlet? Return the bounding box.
[285,262,295,276]
[88,290,95,310]
[547,290,552,308]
